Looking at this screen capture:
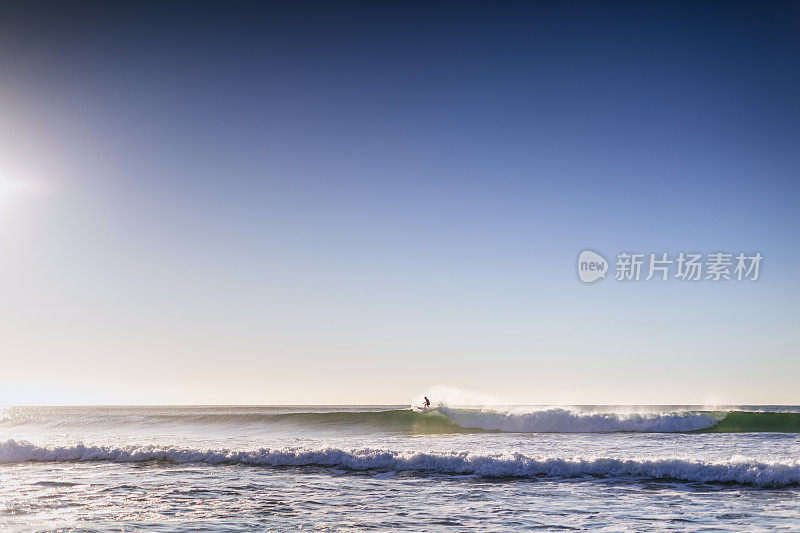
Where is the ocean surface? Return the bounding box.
[1,405,799,531]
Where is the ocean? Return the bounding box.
[1,405,799,531]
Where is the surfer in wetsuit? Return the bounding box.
[423,396,431,409]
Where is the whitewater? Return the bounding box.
[1,405,799,530]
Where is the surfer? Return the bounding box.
[423,396,431,409]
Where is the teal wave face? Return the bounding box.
[267,409,470,433]
[697,411,800,433]
[0,407,472,434]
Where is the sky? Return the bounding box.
[0,1,798,405]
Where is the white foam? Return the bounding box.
[1,440,796,487]
[436,407,718,432]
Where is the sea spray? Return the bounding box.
[435,406,718,433]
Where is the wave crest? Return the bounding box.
[436,407,717,433]
[0,440,797,487]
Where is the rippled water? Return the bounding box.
[1,406,798,531]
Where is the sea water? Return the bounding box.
[1,405,799,531]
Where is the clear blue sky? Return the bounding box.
[0,1,798,404]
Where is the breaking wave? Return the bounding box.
[432,408,800,433]
[2,407,798,434]
[435,407,717,432]
[1,440,797,487]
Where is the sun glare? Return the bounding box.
[0,177,42,202]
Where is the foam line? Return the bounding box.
[1,440,797,487]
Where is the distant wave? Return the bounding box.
[0,409,463,433]
[1,440,797,487]
[2,408,799,434]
